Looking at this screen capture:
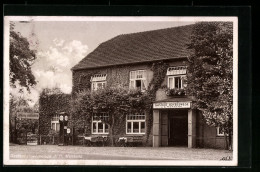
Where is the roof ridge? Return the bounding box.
[97,23,195,47]
[116,23,194,37]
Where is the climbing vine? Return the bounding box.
[71,61,169,145]
[71,87,152,145]
[148,61,169,100]
[145,61,169,143]
[39,88,71,136]
[72,71,95,94]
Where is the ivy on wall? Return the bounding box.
[70,61,170,145]
[37,61,171,146]
[148,61,169,99]
[72,71,94,94]
[145,61,169,143]
[71,87,152,146]
[39,88,71,136]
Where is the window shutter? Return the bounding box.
[130,80,135,89]
[130,71,136,80]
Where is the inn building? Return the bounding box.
[69,24,226,149]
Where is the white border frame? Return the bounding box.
[3,16,238,166]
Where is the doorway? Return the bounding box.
[168,110,188,146]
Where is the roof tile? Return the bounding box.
[72,24,194,70]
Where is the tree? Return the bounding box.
[9,22,37,90]
[186,22,233,150]
[9,92,29,143]
[9,84,40,143]
[71,87,152,146]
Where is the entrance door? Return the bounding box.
[168,111,188,146]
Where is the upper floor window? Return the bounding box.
[51,114,60,131]
[126,113,145,134]
[92,113,109,134]
[167,66,187,89]
[91,74,107,91]
[129,70,147,91]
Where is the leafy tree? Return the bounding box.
[9,22,37,90]
[9,93,29,143]
[186,22,233,150]
[71,87,152,146]
[9,91,39,143]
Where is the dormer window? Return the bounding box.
[129,70,147,91]
[167,66,187,89]
[90,74,107,91]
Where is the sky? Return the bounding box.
[11,18,195,106]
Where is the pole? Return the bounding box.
[72,127,74,146]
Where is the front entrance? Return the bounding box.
[168,110,188,146]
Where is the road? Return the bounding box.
[9,145,233,160]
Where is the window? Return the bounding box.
[91,74,107,91]
[92,113,109,134]
[51,115,60,131]
[167,66,187,89]
[126,113,145,134]
[129,70,147,91]
[216,127,225,136]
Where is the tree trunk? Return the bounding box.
[14,117,17,144]
[109,115,115,146]
[25,130,28,145]
[9,118,13,143]
[72,127,74,146]
[228,128,233,151]
[224,132,228,150]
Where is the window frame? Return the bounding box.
[91,113,109,135]
[216,127,225,136]
[126,113,146,135]
[91,74,107,91]
[167,66,187,89]
[91,81,107,91]
[51,115,60,131]
[129,70,147,91]
[167,75,185,89]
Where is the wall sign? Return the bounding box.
[153,102,191,109]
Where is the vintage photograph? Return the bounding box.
[3,16,238,166]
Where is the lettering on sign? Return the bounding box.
[153,102,191,109]
[17,113,39,119]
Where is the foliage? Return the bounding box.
[16,118,38,134]
[71,87,152,145]
[9,22,37,90]
[142,61,168,143]
[186,22,233,149]
[9,91,29,143]
[39,88,71,135]
[72,71,95,94]
[48,129,59,137]
[148,61,169,100]
[165,88,186,96]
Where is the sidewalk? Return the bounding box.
[9,145,233,160]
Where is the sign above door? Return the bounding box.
[153,102,191,109]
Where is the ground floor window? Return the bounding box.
[216,127,225,136]
[51,115,60,131]
[126,113,145,134]
[92,113,109,134]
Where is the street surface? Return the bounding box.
[10,145,233,160]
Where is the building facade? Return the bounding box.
[70,24,226,149]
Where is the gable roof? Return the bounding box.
[72,24,194,70]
